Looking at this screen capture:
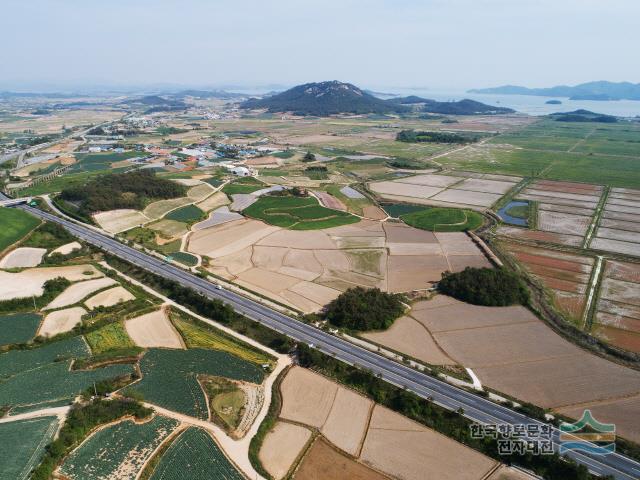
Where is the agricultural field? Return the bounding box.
[125,348,264,419]
[368,171,521,210]
[592,259,640,352]
[0,416,59,480]
[0,336,135,409]
[68,150,144,173]
[439,119,640,189]
[266,366,496,480]
[400,206,484,232]
[125,309,185,349]
[187,216,490,313]
[295,438,387,480]
[260,421,311,479]
[149,427,244,480]
[0,246,47,268]
[243,195,359,230]
[164,204,205,223]
[222,176,265,195]
[84,285,136,309]
[407,295,640,442]
[45,276,118,310]
[85,321,136,354]
[38,307,86,337]
[591,186,640,257]
[501,241,596,323]
[0,207,40,251]
[171,313,273,365]
[507,179,603,246]
[0,312,41,346]
[59,415,179,480]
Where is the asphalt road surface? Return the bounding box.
[8,200,640,480]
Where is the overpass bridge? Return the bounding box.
[0,197,32,207]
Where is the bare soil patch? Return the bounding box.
[260,421,311,480]
[295,438,387,480]
[321,386,372,456]
[362,316,455,365]
[45,277,117,310]
[85,286,135,309]
[0,247,46,268]
[280,367,338,428]
[195,191,230,212]
[496,226,583,247]
[591,238,640,257]
[38,306,86,337]
[360,405,495,480]
[125,308,185,349]
[50,241,82,256]
[93,209,149,233]
[398,174,463,188]
[0,264,102,300]
[313,191,346,211]
[456,178,516,194]
[431,189,502,208]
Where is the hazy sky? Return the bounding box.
[1,0,638,92]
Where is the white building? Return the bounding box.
[231,166,251,176]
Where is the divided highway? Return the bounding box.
[9,200,640,480]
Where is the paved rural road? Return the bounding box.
[7,199,640,480]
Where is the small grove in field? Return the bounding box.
[59,170,186,218]
[400,207,484,232]
[439,267,529,306]
[325,287,405,331]
[0,207,40,251]
[243,194,359,230]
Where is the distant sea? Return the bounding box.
[385,88,640,117]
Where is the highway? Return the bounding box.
[7,199,640,480]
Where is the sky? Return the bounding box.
[1,0,638,92]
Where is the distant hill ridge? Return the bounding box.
[469,81,640,101]
[240,80,408,116]
[240,81,513,116]
[388,96,515,115]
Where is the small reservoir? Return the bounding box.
[498,200,529,226]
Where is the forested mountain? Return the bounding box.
[388,96,514,115]
[469,81,640,101]
[240,81,408,116]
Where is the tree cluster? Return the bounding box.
[324,287,404,331]
[60,170,186,215]
[396,130,479,144]
[438,267,529,306]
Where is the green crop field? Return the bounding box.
[0,336,88,377]
[60,415,179,480]
[244,195,359,230]
[125,348,264,419]
[222,177,265,195]
[0,336,134,409]
[400,207,484,232]
[0,208,40,251]
[17,171,101,196]
[85,322,135,354]
[172,316,272,365]
[0,312,41,346]
[169,251,198,266]
[381,203,425,218]
[0,416,59,480]
[164,204,204,223]
[69,151,143,173]
[149,427,244,480]
[442,119,640,188]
